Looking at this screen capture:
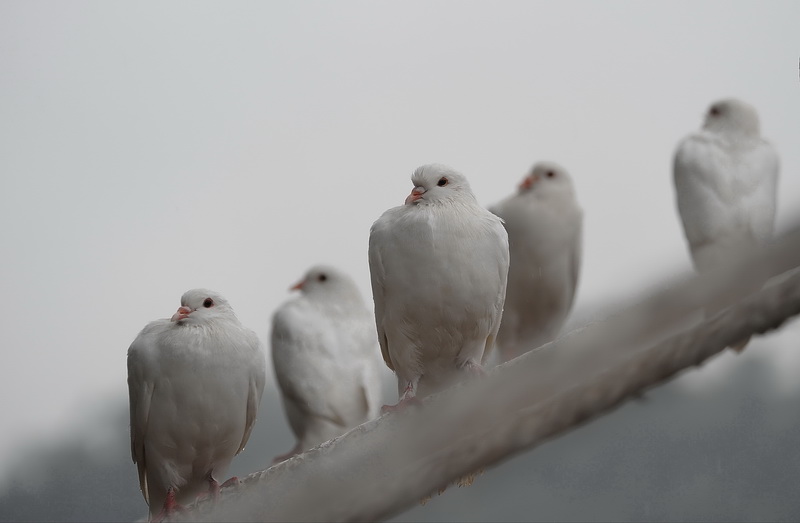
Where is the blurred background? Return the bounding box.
[1,2,798,521]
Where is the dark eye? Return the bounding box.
[709,106,720,116]
[545,171,556,178]
[203,298,214,308]
[318,274,327,282]
[437,177,448,187]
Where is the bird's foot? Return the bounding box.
[220,476,239,488]
[150,487,186,522]
[272,443,302,465]
[382,381,421,414]
[380,396,422,414]
[205,477,220,501]
[204,475,240,501]
[460,359,486,378]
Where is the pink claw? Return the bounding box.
[381,395,422,414]
[150,487,186,522]
[461,360,486,378]
[272,442,302,465]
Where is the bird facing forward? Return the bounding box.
[489,161,583,362]
[127,289,266,520]
[368,164,509,409]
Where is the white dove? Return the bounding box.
[673,98,779,351]
[369,163,509,409]
[270,265,383,463]
[489,161,583,362]
[127,289,266,520]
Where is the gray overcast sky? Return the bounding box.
[0,1,798,479]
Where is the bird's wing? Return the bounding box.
[675,134,780,275]
[360,366,383,419]
[340,309,384,419]
[236,330,266,455]
[357,323,384,418]
[271,305,349,431]
[735,140,780,241]
[673,134,736,252]
[565,210,584,313]
[483,214,511,363]
[126,322,163,504]
[368,216,394,371]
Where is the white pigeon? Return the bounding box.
[127,289,266,519]
[270,265,383,463]
[369,163,509,408]
[673,98,779,350]
[489,161,583,362]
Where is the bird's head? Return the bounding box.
[171,288,234,324]
[405,164,475,206]
[289,265,362,303]
[517,161,575,197]
[702,98,761,137]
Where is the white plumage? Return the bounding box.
[270,265,383,463]
[369,164,509,406]
[489,161,583,361]
[127,289,266,519]
[673,98,779,349]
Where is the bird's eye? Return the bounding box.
[318,274,327,282]
[437,177,448,187]
[545,171,556,178]
[203,298,214,308]
[710,106,721,116]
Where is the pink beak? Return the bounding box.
[519,174,539,191]
[290,280,305,291]
[405,186,425,205]
[171,306,193,322]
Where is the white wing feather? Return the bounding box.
[674,131,778,273]
[271,293,381,449]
